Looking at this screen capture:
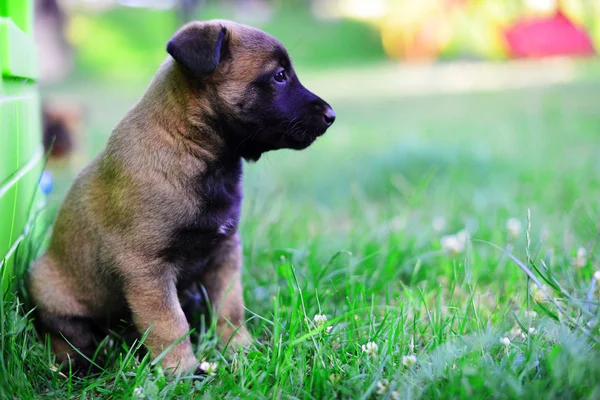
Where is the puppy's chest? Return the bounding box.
[161,161,243,267]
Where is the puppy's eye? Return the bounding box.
[273,70,287,83]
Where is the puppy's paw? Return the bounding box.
[162,353,199,376]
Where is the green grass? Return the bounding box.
[3,61,600,398]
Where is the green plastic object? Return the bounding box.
[0,0,33,34]
[0,0,43,293]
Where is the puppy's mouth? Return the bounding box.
[281,108,335,149]
[283,126,328,149]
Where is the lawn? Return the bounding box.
[2,60,600,399]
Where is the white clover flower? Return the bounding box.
[573,247,587,268]
[594,270,600,282]
[432,216,447,233]
[199,361,218,376]
[441,230,468,256]
[500,337,511,354]
[521,327,537,339]
[525,310,538,319]
[376,379,390,395]
[361,341,378,357]
[402,354,417,368]
[314,314,327,327]
[132,387,145,399]
[506,218,522,241]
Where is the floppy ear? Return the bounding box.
[166,22,228,78]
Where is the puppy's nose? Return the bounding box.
[323,106,336,127]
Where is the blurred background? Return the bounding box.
[39,0,600,194]
[38,0,600,83]
[35,0,600,245]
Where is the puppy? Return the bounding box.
[28,20,335,375]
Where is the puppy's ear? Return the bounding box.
[167,22,228,78]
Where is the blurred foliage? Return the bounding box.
[61,0,600,82]
[370,0,600,60]
[65,3,385,82]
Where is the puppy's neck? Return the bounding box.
[136,59,232,164]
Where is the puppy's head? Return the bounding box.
[167,20,335,161]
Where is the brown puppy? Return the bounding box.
[28,19,335,375]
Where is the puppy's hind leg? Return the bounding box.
[37,313,104,376]
[28,255,103,376]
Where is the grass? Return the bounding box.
[3,60,600,398]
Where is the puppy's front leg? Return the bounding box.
[200,236,251,347]
[124,267,198,374]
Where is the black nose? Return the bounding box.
[323,106,336,127]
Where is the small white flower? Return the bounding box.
[594,270,600,282]
[132,387,145,399]
[199,361,218,376]
[361,341,378,357]
[441,230,468,255]
[573,247,587,268]
[521,327,537,339]
[376,379,390,395]
[402,354,417,368]
[314,314,327,327]
[525,310,538,319]
[500,337,511,354]
[326,326,333,333]
[432,216,447,233]
[391,391,400,400]
[506,218,522,240]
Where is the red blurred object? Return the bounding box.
[504,11,596,58]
